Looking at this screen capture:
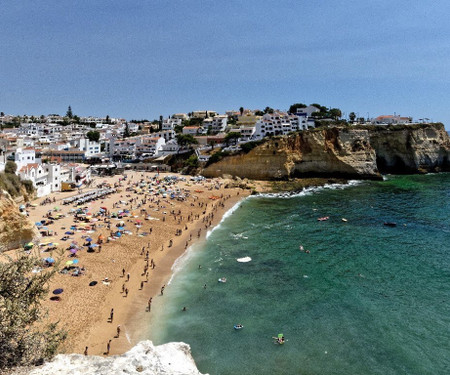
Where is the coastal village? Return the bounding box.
[0,105,418,198]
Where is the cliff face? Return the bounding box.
[203,127,379,180]
[0,190,39,253]
[202,124,450,180]
[368,124,450,173]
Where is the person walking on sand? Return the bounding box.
[84,346,88,356]
[122,268,125,277]
[125,288,129,297]
[116,325,121,338]
[109,308,114,323]
[161,285,165,295]
[127,273,130,282]
[140,281,144,290]
[148,297,152,312]
[106,340,111,355]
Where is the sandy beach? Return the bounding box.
[21,171,250,357]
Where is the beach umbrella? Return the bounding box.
[115,232,122,237]
[91,243,98,247]
[65,260,73,266]
[45,257,55,263]
[86,237,93,242]
[65,231,73,235]
[70,249,78,254]
[89,281,98,287]
[24,242,34,249]
[35,221,42,226]
[72,259,79,264]
[53,288,64,295]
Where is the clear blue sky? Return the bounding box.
[1,1,449,129]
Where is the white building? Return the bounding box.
[14,148,36,170]
[78,139,101,157]
[183,126,200,135]
[162,118,182,131]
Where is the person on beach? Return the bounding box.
[161,285,165,295]
[84,346,88,356]
[106,340,111,355]
[109,308,114,323]
[122,268,125,277]
[148,297,152,312]
[116,325,121,338]
[125,288,129,297]
[127,273,130,282]
[140,281,144,290]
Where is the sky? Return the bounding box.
[1,0,449,129]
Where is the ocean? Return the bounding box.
[147,173,450,375]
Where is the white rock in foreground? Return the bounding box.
[29,341,208,375]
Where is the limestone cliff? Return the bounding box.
[202,124,450,180]
[367,123,450,173]
[0,190,39,253]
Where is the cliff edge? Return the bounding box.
[0,190,39,253]
[27,341,207,375]
[202,124,450,180]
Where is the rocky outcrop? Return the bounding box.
[0,190,39,252]
[202,124,450,180]
[203,127,379,180]
[367,124,450,173]
[28,341,207,375]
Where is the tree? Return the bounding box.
[264,107,274,114]
[123,123,131,138]
[0,252,67,369]
[105,115,110,124]
[66,106,73,119]
[176,134,198,147]
[159,115,163,131]
[288,103,307,114]
[349,112,356,122]
[239,107,244,116]
[329,108,342,120]
[4,161,17,174]
[224,132,240,146]
[254,110,264,116]
[86,130,100,142]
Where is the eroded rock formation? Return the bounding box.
[202,124,450,180]
[0,190,39,253]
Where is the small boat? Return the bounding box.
[317,216,329,221]
[342,218,348,222]
[218,277,227,283]
[234,324,243,330]
[384,222,397,227]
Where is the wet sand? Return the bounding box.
[23,171,249,356]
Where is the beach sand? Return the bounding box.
[22,171,250,356]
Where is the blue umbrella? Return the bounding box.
[45,257,55,263]
[91,243,98,247]
[53,288,64,295]
[115,232,122,237]
[72,259,79,264]
[118,226,124,231]
[35,222,43,226]
[86,237,93,242]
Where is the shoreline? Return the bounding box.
[18,171,250,357]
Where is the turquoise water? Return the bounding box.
[148,174,450,375]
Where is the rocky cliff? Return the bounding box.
[0,190,39,253]
[28,341,206,375]
[202,123,450,180]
